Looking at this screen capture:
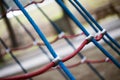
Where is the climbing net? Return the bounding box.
[0,0,120,80]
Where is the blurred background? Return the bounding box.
[0,0,120,80]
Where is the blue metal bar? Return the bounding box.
[74,0,120,49]
[0,38,32,80]
[55,0,120,68]
[69,0,120,55]
[14,0,75,80]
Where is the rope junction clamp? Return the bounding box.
[101,29,107,35]
[33,40,38,46]
[52,56,62,67]
[95,29,107,37]
[81,56,87,63]
[85,35,94,43]
[5,48,11,53]
[105,57,110,62]
[58,32,65,38]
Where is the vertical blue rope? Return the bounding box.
[74,0,120,49]
[14,0,75,80]
[69,0,120,55]
[55,0,120,68]
[3,2,69,79]
[3,0,53,62]
[14,9,69,80]
[15,10,70,80]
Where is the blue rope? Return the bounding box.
[13,10,69,80]
[36,3,105,80]
[65,38,105,80]
[3,0,53,62]
[2,0,68,78]
[103,37,120,55]
[35,4,72,80]
[74,0,120,49]
[14,0,75,80]
[69,0,120,56]
[55,0,120,68]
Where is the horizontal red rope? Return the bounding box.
[0,62,55,80]
[62,39,88,62]
[0,33,105,80]
[50,58,111,70]
[0,57,112,80]
[0,36,99,79]
[0,33,84,57]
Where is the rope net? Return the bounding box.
[0,0,120,80]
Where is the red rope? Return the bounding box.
[0,58,112,80]
[50,58,111,70]
[1,33,103,57]
[62,39,88,62]
[0,33,84,57]
[0,33,105,80]
[0,62,55,80]
[0,38,93,79]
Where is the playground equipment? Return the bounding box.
[0,0,120,80]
